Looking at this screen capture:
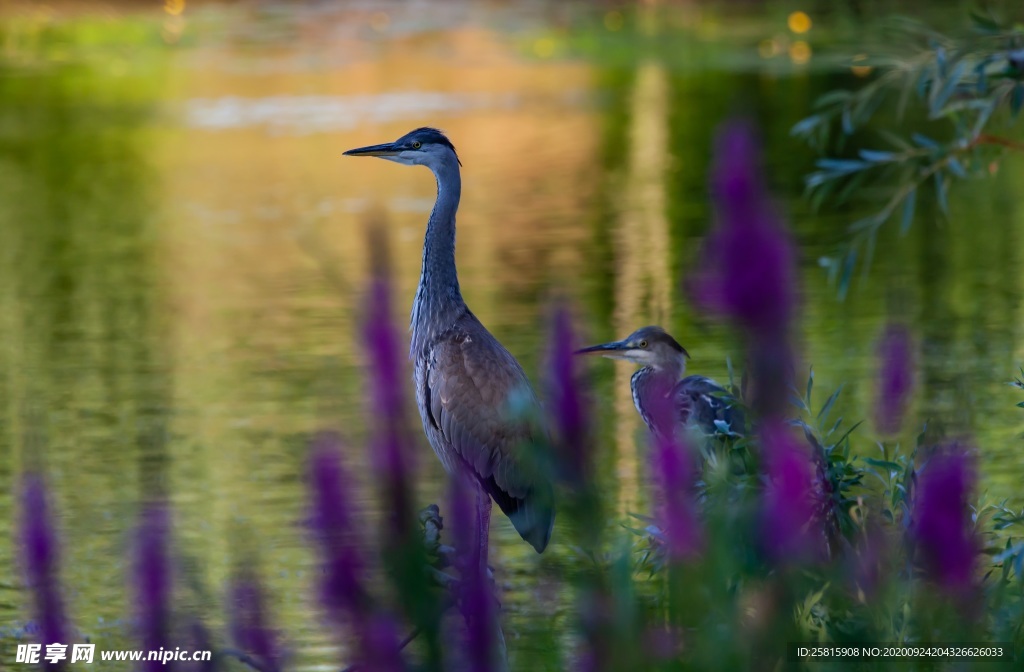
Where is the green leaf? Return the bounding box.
[816,158,870,174]
[805,171,836,189]
[806,366,815,407]
[948,157,967,178]
[863,457,904,472]
[1012,84,1024,118]
[934,172,949,215]
[912,133,939,149]
[791,115,824,137]
[859,149,896,162]
[814,90,853,109]
[972,97,998,137]
[841,107,854,135]
[969,9,1001,34]
[838,248,857,300]
[817,384,844,423]
[900,188,917,234]
[930,60,967,115]
[833,420,864,448]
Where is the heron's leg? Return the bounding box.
[475,480,492,573]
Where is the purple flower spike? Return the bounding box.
[690,121,796,338]
[911,446,978,593]
[652,436,703,559]
[646,391,702,560]
[448,474,497,672]
[688,121,798,415]
[229,574,281,672]
[135,504,172,671]
[308,432,367,620]
[547,307,590,484]
[20,474,68,659]
[360,614,406,672]
[363,277,406,430]
[874,324,915,435]
[759,422,825,564]
[362,277,415,536]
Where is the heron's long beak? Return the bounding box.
[575,340,630,357]
[343,142,401,157]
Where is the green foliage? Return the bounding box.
[793,11,1024,297]
[588,368,1024,671]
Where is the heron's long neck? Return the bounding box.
[411,162,465,354]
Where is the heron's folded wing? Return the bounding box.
[674,375,745,435]
[425,326,554,552]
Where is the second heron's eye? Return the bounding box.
[411,141,422,149]
[639,340,648,348]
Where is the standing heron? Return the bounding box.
[576,326,743,439]
[344,128,554,569]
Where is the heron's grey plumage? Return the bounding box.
[345,127,554,553]
[578,325,743,438]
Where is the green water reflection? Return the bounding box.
[0,2,1022,670]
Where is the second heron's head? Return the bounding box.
[343,127,461,171]
[576,325,690,371]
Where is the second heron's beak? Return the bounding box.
[575,340,631,358]
[343,141,401,158]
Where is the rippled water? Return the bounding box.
[1,2,1022,669]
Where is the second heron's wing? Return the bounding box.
[674,375,746,436]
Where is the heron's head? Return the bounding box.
[576,325,690,371]
[343,127,461,171]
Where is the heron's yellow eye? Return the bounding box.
[411,141,422,149]
[639,340,648,348]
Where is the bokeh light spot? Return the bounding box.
[851,54,872,77]
[787,11,811,34]
[789,41,811,65]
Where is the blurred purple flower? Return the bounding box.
[546,307,590,484]
[308,432,368,620]
[646,391,703,560]
[185,620,216,672]
[759,422,826,564]
[362,277,415,537]
[688,121,798,416]
[874,324,915,434]
[911,446,978,593]
[575,589,612,672]
[448,474,497,672]
[135,504,172,672]
[359,614,406,672]
[20,473,68,660]
[308,433,405,669]
[229,573,281,672]
[689,121,796,338]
